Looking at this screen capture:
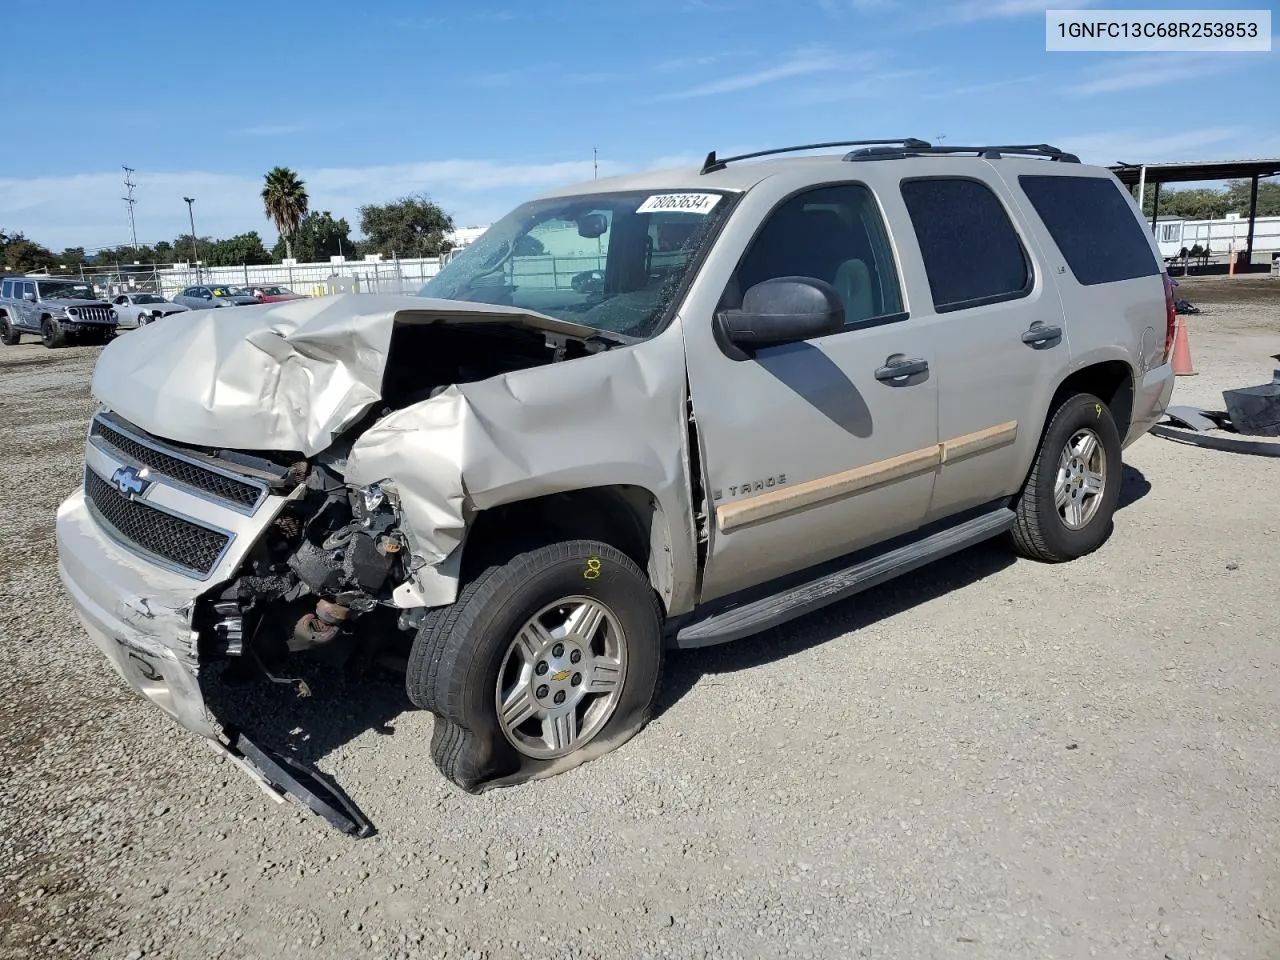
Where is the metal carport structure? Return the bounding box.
[1109,158,1280,269]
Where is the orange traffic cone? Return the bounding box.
[1171,316,1197,376]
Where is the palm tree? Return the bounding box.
[261,166,309,261]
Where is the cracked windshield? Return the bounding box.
[419,190,730,339]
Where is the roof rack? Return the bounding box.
[700,139,932,175]
[843,143,1080,163]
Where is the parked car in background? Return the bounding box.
[0,276,118,347]
[171,285,262,310]
[109,292,190,329]
[242,284,307,303]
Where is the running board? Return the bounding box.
[675,507,1016,648]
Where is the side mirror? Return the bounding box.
[577,213,608,239]
[715,277,844,354]
[23,292,36,302]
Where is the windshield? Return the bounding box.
[210,287,244,298]
[418,190,732,340]
[38,281,95,301]
[262,286,288,295]
[134,294,164,304]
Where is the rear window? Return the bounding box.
[1018,174,1160,286]
[899,177,1031,313]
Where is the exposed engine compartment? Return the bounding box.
[183,320,610,689]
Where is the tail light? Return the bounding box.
[1162,271,1176,364]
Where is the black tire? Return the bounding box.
[1010,391,1122,563]
[41,317,67,349]
[0,317,19,346]
[407,539,664,793]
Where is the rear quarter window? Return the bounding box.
[1018,174,1160,286]
[899,177,1032,313]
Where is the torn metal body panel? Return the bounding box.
[90,293,615,457]
[344,318,698,614]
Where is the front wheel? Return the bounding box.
[407,540,664,792]
[1010,392,1122,563]
[40,317,68,348]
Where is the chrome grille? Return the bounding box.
[70,305,113,323]
[84,469,231,578]
[89,416,266,513]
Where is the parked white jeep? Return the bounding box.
[55,139,1175,832]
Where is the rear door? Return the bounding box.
[18,281,37,329]
[891,167,1071,523]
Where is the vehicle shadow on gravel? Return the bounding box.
[201,467,1151,760]
[656,464,1152,716]
[200,648,412,768]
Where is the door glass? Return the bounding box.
[724,183,904,327]
[900,177,1031,313]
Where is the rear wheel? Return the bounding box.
[40,317,67,348]
[407,539,664,792]
[0,317,19,345]
[1010,392,1122,562]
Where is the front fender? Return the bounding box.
[345,326,699,614]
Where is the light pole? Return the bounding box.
[183,197,200,283]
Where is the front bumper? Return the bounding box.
[56,488,217,737]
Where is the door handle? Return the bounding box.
[1021,323,1062,346]
[874,356,929,382]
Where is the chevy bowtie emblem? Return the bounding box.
[111,465,150,499]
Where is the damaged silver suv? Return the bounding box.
[55,139,1176,831]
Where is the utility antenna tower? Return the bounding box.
[593,147,598,179]
[122,165,139,251]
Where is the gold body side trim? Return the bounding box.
[715,420,1019,533]
[939,420,1018,464]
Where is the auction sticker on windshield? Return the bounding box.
[636,193,722,215]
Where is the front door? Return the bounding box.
[891,169,1071,522]
[682,181,944,604]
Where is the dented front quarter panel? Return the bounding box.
[345,320,701,615]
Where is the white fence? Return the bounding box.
[154,256,445,299]
[1154,214,1280,259]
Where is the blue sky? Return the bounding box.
[1,0,1275,252]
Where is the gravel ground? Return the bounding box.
[3,277,1279,960]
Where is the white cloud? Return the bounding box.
[1054,127,1245,165]
[921,74,1039,100]
[943,0,1097,21]
[0,158,631,252]
[1068,52,1248,95]
[651,46,858,100]
[788,67,937,103]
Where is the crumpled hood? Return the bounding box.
[89,292,596,456]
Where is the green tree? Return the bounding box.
[58,247,89,272]
[2,233,58,273]
[93,244,157,270]
[172,234,215,264]
[272,210,354,263]
[206,232,272,266]
[152,240,175,264]
[1225,179,1280,217]
[358,193,454,259]
[261,166,309,260]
